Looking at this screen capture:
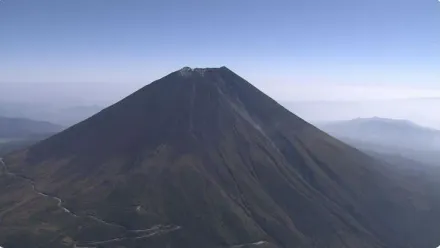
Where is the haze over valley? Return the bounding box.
[1,83,439,129]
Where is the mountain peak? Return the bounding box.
[177,66,229,77]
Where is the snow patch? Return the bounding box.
[178,67,210,77]
[76,224,181,246]
[179,67,193,77]
[231,241,268,247]
[194,68,208,76]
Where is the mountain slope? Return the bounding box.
[1,67,440,248]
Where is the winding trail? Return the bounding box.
[76,225,182,247]
[0,158,182,247]
[0,158,78,218]
[231,241,269,248]
[0,158,129,228]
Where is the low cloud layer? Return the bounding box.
[285,98,440,129]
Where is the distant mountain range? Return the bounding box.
[0,116,63,139]
[0,102,103,126]
[1,68,440,248]
[0,117,62,155]
[317,117,440,165]
[284,98,440,130]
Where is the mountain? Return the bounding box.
[1,67,440,248]
[0,117,62,155]
[0,102,103,126]
[317,117,440,165]
[0,116,62,139]
[284,98,440,131]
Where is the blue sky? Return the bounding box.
[0,0,439,104]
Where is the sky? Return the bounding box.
[0,0,439,124]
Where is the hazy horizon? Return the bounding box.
[1,86,439,129]
[1,0,439,127]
